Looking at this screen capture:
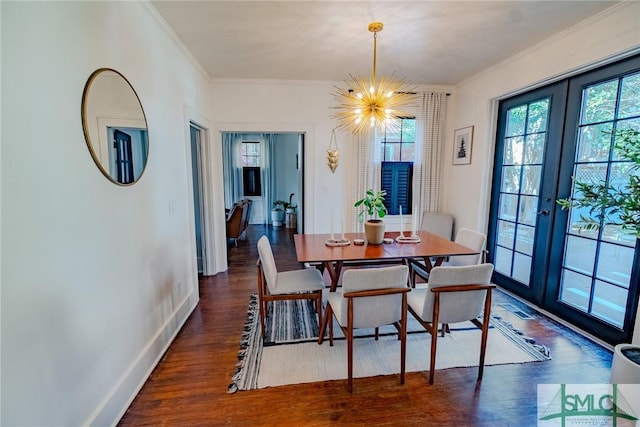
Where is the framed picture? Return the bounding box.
[452,126,474,165]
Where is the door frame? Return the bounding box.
[210,122,316,268]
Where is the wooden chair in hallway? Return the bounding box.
[256,235,325,339]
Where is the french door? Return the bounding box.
[488,54,640,344]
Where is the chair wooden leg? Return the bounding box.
[318,303,332,345]
[477,289,493,381]
[259,300,267,339]
[400,294,408,385]
[375,327,379,341]
[315,292,323,339]
[347,298,354,393]
[429,293,441,385]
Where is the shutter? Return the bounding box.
[381,162,413,215]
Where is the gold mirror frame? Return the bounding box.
[81,68,149,185]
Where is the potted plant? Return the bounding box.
[557,129,640,371]
[557,129,640,237]
[354,189,388,244]
[271,200,286,227]
[285,193,297,229]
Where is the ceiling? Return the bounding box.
[150,1,618,86]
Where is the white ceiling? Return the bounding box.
[150,1,618,85]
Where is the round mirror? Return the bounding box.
[81,68,149,185]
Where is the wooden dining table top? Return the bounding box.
[294,230,479,263]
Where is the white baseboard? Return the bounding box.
[86,287,200,427]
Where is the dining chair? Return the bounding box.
[420,211,454,240]
[318,265,410,392]
[256,235,325,339]
[407,263,495,384]
[410,227,486,286]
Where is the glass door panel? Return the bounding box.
[490,56,640,344]
[556,72,640,330]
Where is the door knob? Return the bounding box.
[537,209,550,216]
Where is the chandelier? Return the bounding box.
[332,22,416,135]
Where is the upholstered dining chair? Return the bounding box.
[318,265,410,392]
[256,235,325,339]
[407,263,495,384]
[410,227,487,286]
[420,211,454,240]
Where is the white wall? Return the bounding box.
[1,2,214,425]
[444,2,640,344]
[210,80,346,234]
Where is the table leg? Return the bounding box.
[325,261,344,292]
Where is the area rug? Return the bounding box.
[228,294,551,393]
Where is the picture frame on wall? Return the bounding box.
[452,126,474,165]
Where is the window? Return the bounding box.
[241,142,261,196]
[379,118,415,215]
[241,141,260,166]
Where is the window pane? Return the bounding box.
[619,72,640,119]
[564,235,596,275]
[506,105,527,137]
[576,123,613,162]
[524,133,545,164]
[400,143,415,162]
[503,136,524,165]
[497,220,515,248]
[515,224,534,255]
[402,119,416,142]
[574,163,607,187]
[521,165,541,195]
[494,246,512,276]
[602,224,636,246]
[527,99,550,134]
[560,270,592,311]
[501,166,521,193]
[592,280,627,327]
[596,242,634,287]
[518,195,538,226]
[568,205,599,239]
[512,252,532,285]
[581,79,619,125]
[498,194,518,221]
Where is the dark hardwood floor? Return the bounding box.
[119,225,613,426]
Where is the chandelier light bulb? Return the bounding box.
[357,92,363,99]
[355,108,362,114]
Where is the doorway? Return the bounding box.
[221,132,304,234]
[488,54,640,344]
[190,123,206,274]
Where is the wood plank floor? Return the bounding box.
[119,225,613,426]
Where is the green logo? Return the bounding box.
[538,384,639,426]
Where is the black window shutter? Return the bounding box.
[381,161,413,215]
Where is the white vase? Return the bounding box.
[610,344,640,384]
[271,209,285,227]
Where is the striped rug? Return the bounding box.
[228,293,550,392]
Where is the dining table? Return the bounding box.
[294,230,480,291]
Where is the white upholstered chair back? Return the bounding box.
[448,228,486,266]
[420,212,454,240]
[418,263,494,324]
[257,235,278,293]
[336,265,409,329]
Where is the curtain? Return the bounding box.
[221,133,243,208]
[350,130,380,232]
[260,133,275,224]
[413,92,448,224]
